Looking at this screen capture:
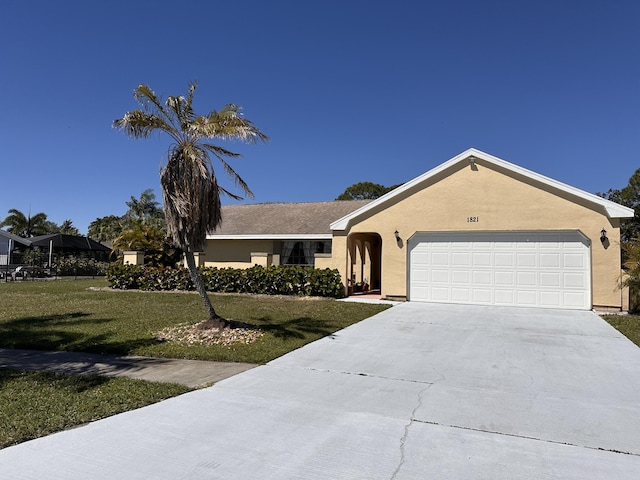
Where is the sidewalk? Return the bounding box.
[0,348,256,388]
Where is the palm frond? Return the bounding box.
[113,110,178,140]
[201,143,243,158]
[204,105,270,143]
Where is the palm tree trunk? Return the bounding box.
[183,249,228,329]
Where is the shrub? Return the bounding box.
[107,264,345,298]
[54,257,110,276]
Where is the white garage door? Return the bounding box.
[408,231,591,310]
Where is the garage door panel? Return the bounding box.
[451,270,470,283]
[539,272,561,287]
[494,271,514,285]
[472,271,492,285]
[516,271,537,286]
[516,253,537,267]
[494,253,514,267]
[409,231,590,310]
[494,290,515,304]
[564,253,585,268]
[431,269,449,283]
[473,289,492,303]
[452,252,471,266]
[540,291,561,307]
[473,252,492,266]
[540,253,560,268]
[564,273,587,288]
[431,252,449,265]
[431,287,450,302]
[451,288,471,302]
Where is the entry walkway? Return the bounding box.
[0,348,255,388]
[1,303,639,479]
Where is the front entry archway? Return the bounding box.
[347,233,382,294]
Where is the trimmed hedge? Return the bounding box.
[107,264,346,298]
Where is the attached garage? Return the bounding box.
[408,231,590,310]
[330,148,634,312]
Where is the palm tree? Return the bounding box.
[114,82,268,328]
[1,209,50,237]
[59,219,80,236]
[125,189,165,228]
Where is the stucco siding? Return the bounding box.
[341,160,623,309]
[205,239,274,268]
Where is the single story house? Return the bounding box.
[29,234,111,260]
[0,229,32,265]
[205,148,634,311]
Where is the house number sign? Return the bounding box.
[467,216,479,223]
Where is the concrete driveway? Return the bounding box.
[1,302,639,479]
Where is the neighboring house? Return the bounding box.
[0,229,31,265]
[0,231,111,267]
[29,234,111,261]
[205,148,634,312]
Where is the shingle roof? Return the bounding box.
[207,200,372,238]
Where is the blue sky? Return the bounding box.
[1,0,639,235]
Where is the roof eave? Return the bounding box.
[207,234,333,240]
[330,148,635,230]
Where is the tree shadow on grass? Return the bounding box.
[247,316,336,340]
[0,368,112,394]
[0,312,161,355]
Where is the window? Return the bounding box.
[282,241,331,266]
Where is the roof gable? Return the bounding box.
[207,200,372,239]
[331,148,635,231]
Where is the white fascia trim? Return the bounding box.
[206,234,332,240]
[330,148,634,231]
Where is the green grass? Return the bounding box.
[0,279,389,448]
[603,314,640,348]
[0,369,190,448]
[0,279,389,363]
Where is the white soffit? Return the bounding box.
[330,148,634,231]
[206,234,332,240]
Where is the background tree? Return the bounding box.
[599,167,640,244]
[0,209,51,237]
[88,215,125,245]
[335,181,401,200]
[112,223,181,267]
[58,219,80,236]
[114,82,268,328]
[88,190,165,245]
[124,188,165,228]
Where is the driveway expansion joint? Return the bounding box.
[416,420,640,457]
[302,367,437,385]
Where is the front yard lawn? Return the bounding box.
[603,314,640,348]
[0,279,390,448]
[0,279,390,364]
[0,369,190,448]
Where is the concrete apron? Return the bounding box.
[1,302,639,479]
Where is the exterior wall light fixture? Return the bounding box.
[600,228,607,243]
[394,230,403,248]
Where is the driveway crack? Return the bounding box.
[391,384,432,479]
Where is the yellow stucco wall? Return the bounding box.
[204,239,275,268]
[337,160,624,309]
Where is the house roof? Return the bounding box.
[207,200,372,239]
[331,148,635,231]
[0,229,32,247]
[29,234,111,251]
